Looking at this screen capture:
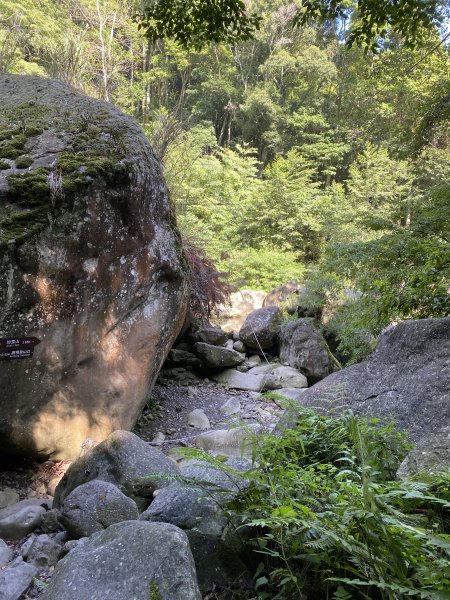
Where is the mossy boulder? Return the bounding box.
[0,75,188,459]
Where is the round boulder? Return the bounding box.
[0,75,188,460]
[59,480,139,539]
[239,306,283,350]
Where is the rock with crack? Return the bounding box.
[280,317,450,444]
[0,74,188,460]
[53,430,179,511]
[213,369,265,391]
[40,521,201,600]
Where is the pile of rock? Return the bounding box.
[158,305,340,395]
[0,430,256,599]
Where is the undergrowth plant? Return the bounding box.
[218,409,450,600]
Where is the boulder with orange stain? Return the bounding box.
[0,75,188,459]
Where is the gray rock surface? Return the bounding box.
[279,318,340,381]
[0,489,19,510]
[141,457,250,534]
[26,534,62,570]
[239,306,283,349]
[0,539,12,566]
[141,457,251,593]
[265,387,307,404]
[195,425,261,457]
[0,500,46,540]
[249,364,308,390]
[397,427,450,478]
[286,318,450,443]
[194,342,245,368]
[0,74,188,460]
[213,369,265,391]
[40,521,201,600]
[59,480,139,538]
[220,397,241,415]
[54,430,179,511]
[195,327,228,346]
[0,559,38,600]
[187,409,211,430]
[233,340,245,352]
[216,289,266,332]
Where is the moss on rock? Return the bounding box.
[15,156,33,169]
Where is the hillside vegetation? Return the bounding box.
[1,0,449,361]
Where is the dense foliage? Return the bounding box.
[1,0,449,359]
[192,409,450,599]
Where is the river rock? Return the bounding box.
[141,457,251,592]
[0,74,188,460]
[239,306,283,350]
[0,500,46,540]
[279,318,340,381]
[40,521,201,600]
[263,280,299,313]
[213,369,265,391]
[0,559,38,600]
[285,317,450,443]
[220,397,241,415]
[397,427,450,478]
[249,364,308,390]
[59,480,139,538]
[195,425,261,456]
[187,409,211,430]
[193,342,245,368]
[54,430,179,511]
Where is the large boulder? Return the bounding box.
[40,521,201,600]
[287,318,450,443]
[279,318,340,382]
[239,306,283,350]
[54,430,179,511]
[0,75,188,460]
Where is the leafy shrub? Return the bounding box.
[225,409,450,599]
[217,247,305,291]
[182,234,232,320]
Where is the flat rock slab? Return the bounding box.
[41,521,201,600]
[213,369,265,392]
[249,364,308,390]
